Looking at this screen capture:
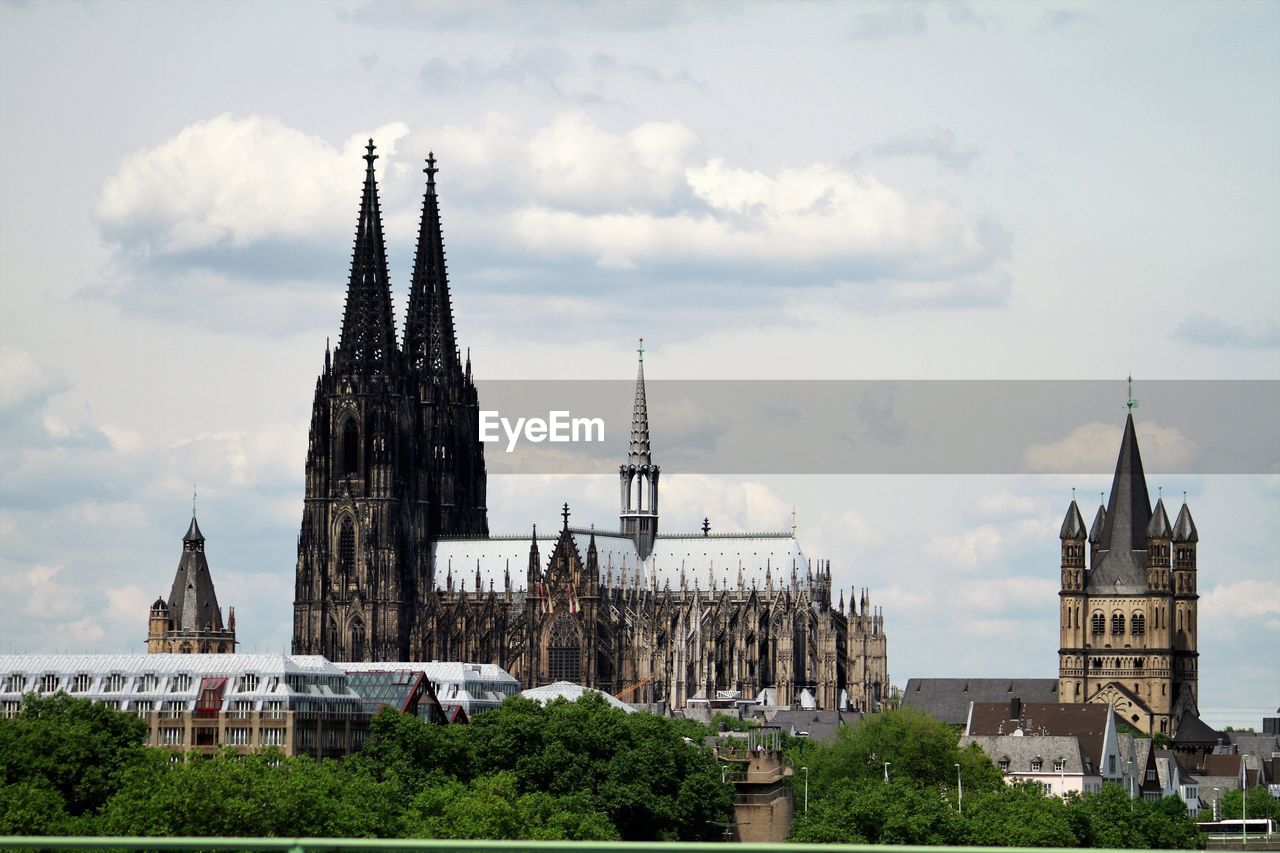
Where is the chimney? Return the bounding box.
[1011,697,1022,720]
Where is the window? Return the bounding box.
[171,674,192,693]
[159,727,184,745]
[263,700,285,719]
[104,673,126,693]
[1091,612,1105,634]
[350,620,365,661]
[1031,759,1043,772]
[1146,769,1157,783]
[133,701,154,716]
[1,700,20,718]
[1111,613,1125,635]
[341,419,359,476]
[140,674,159,692]
[237,673,259,693]
[1108,755,1116,774]
[1054,759,1066,772]
[226,728,251,745]
[338,519,355,579]
[71,673,92,693]
[98,700,121,711]
[260,728,285,746]
[39,674,59,693]
[4,673,25,692]
[325,728,341,748]
[161,700,185,718]
[997,759,1010,774]
[1132,612,1145,636]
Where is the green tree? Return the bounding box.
[789,778,967,844]
[963,781,1077,847]
[0,692,147,824]
[1215,786,1279,824]
[1066,784,1202,849]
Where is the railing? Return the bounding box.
[0,839,1093,852]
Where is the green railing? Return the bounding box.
[0,840,1156,853]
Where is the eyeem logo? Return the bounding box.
[479,411,605,453]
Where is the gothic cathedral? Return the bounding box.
[292,143,890,712]
[1057,411,1200,737]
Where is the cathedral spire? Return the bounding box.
[629,338,651,465]
[404,151,460,378]
[335,140,397,374]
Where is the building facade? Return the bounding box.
[147,517,236,654]
[1057,411,1201,737]
[291,144,889,712]
[0,654,367,758]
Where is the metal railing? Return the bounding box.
[0,839,1106,852]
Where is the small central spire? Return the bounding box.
[562,503,571,528]
[637,336,644,363]
[1125,374,1139,411]
[363,138,377,166]
[192,484,197,519]
[425,150,438,182]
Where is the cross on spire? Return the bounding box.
[192,485,197,518]
[637,337,645,363]
[1125,374,1139,410]
[562,503,571,527]
[364,138,377,165]
[424,151,438,180]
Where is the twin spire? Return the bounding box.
[334,140,462,380]
[629,337,651,465]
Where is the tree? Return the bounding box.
[1066,785,1201,849]
[963,781,1076,847]
[789,778,967,844]
[0,692,147,823]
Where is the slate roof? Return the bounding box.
[1173,502,1199,543]
[1171,712,1220,746]
[1089,505,1107,544]
[1060,500,1087,540]
[1088,414,1152,595]
[166,520,225,632]
[1147,498,1172,538]
[765,708,862,742]
[900,678,1058,726]
[967,701,1118,774]
[961,735,1091,775]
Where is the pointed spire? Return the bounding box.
[1173,501,1199,543]
[183,516,205,546]
[1059,500,1087,540]
[335,140,397,374]
[1099,413,1152,554]
[1089,503,1106,544]
[629,338,651,465]
[1147,497,1172,539]
[404,150,460,378]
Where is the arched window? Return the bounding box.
[1111,612,1125,635]
[341,419,359,476]
[547,613,580,683]
[1091,612,1105,635]
[338,518,355,578]
[350,620,365,661]
[1132,612,1145,636]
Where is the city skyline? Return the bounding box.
[0,1,1276,727]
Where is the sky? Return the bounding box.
[0,0,1276,728]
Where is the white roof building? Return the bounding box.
[520,680,635,713]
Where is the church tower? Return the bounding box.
[148,515,236,654]
[1056,403,1201,736]
[293,141,413,662]
[619,339,658,559]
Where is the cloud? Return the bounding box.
[346,0,719,33]
[865,127,982,172]
[1039,8,1087,30]
[13,565,81,620]
[848,2,987,41]
[1022,421,1197,474]
[1201,579,1280,624]
[1173,314,1280,350]
[420,47,576,96]
[0,346,67,411]
[925,524,1004,568]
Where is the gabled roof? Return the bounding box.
[967,701,1118,772]
[961,735,1090,775]
[900,678,1059,726]
[1088,414,1152,595]
[1146,498,1172,539]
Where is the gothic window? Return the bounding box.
[341,418,359,476]
[547,613,580,683]
[350,620,365,661]
[1111,613,1125,635]
[1091,612,1105,634]
[338,518,355,579]
[1132,613,1145,636]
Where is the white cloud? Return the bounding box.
[14,565,82,620]
[97,114,410,255]
[1201,579,1280,624]
[925,524,1004,568]
[1022,421,1197,474]
[0,347,65,410]
[165,421,307,492]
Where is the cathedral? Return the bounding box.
[1057,407,1201,737]
[291,142,889,711]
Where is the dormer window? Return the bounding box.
[104,673,126,693]
[39,674,59,693]
[140,674,159,692]
[1054,758,1066,772]
[4,673,25,692]
[998,758,1010,773]
[171,674,192,693]
[237,673,259,693]
[1031,758,1043,772]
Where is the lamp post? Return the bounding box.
[1128,759,1134,813]
[1213,787,1220,821]
[883,762,891,783]
[955,763,963,814]
[800,766,809,814]
[1242,754,1248,846]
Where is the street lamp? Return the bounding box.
[955,763,963,814]
[883,762,891,783]
[1213,787,1220,821]
[800,766,809,814]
